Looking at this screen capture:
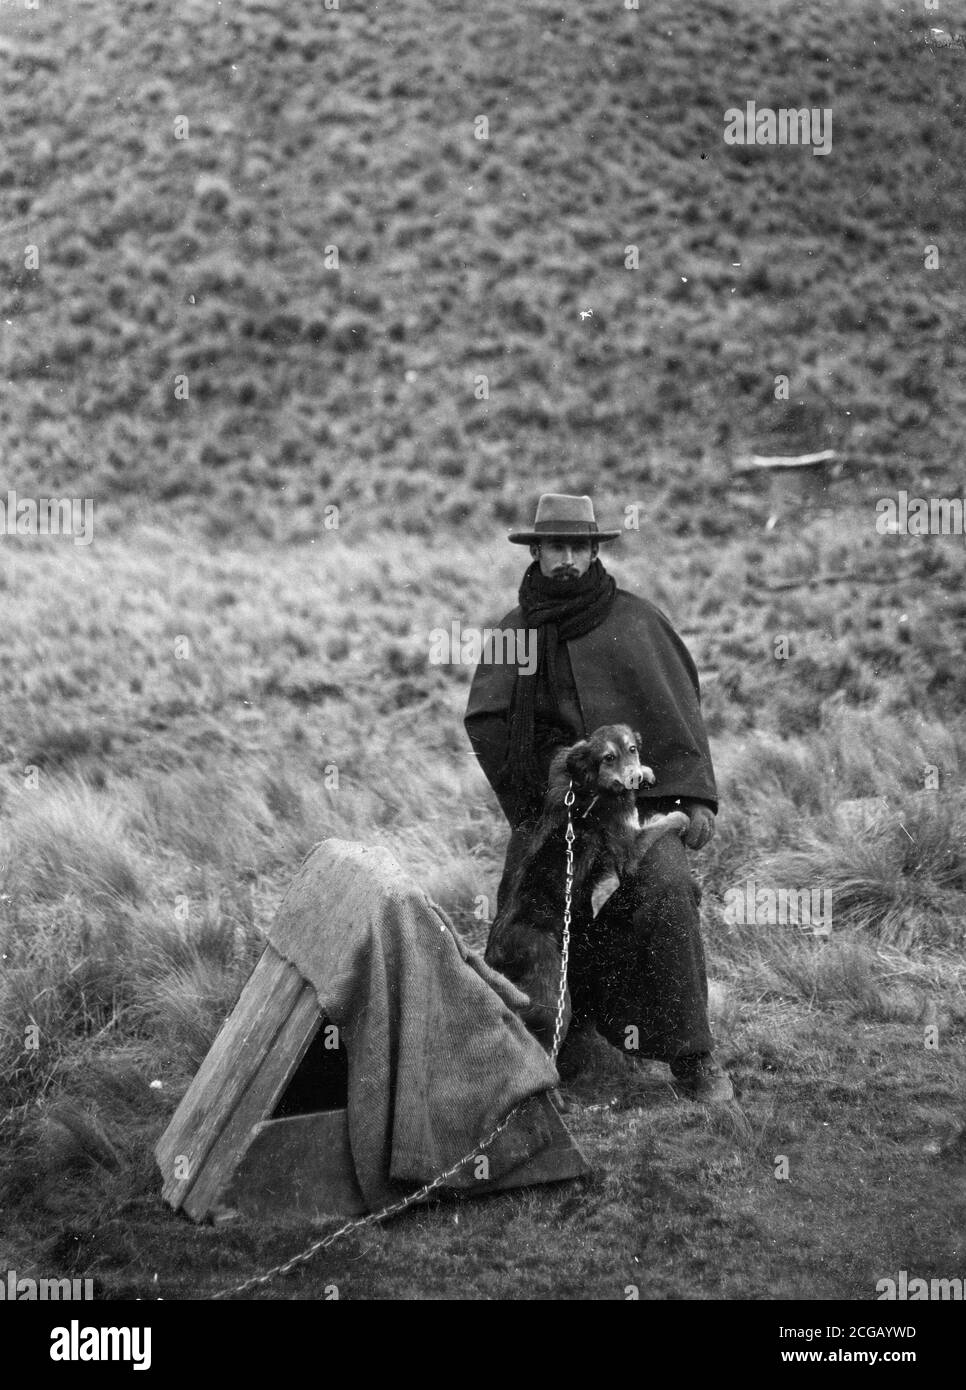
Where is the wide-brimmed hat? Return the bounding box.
[508,493,621,545]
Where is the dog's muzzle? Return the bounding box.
[619,765,655,791]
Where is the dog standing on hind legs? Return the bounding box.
[484,724,690,1053]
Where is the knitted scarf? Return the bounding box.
[501,558,617,792]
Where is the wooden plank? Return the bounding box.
[224,1097,589,1222]
[226,1112,368,1221]
[156,945,308,1206]
[156,945,297,1174]
[178,980,322,1220]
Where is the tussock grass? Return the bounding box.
[129,898,265,1070]
[136,767,273,871]
[742,935,918,1020]
[0,896,133,1110]
[4,778,146,906]
[699,708,966,951]
[137,959,248,1072]
[3,0,965,549]
[2,542,963,1131]
[751,796,966,950]
[41,1099,122,1175]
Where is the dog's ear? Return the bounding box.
[564,739,597,789]
[633,730,643,752]
[546,744,571,792]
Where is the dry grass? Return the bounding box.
[1,527,964,1302]
[2,0,966,542]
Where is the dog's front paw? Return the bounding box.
[634,810,690,856]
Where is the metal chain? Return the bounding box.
[210,1100,525,1300]
[211,789,578,1301]
[549,784,575,1064]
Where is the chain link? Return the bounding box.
[549,784,575,1063]
[211,788,578,1301]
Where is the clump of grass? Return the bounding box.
[134,767,272,871]
[261,764,309,828]
[5,778,146,906]
[129,900,265,1071]
[132,894,260,979]
[41,1099,121,1175]
[761,938,888,1015]
[21,720,114,775]
[717,928,932,1026]
[752,800,966,950]
[0,896,134,1109]
[137,959,243,1071]
[701,707,966,903]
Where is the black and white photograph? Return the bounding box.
[1,0,964,1338]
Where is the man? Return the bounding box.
[464,493,733,1104]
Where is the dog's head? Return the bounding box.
[563,723,656,796]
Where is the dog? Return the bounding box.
[484,724,690,1051]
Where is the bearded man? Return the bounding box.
[464,494,733,1103]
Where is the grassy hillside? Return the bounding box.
[2,0,966,1303]
[2,527,965,1300]
[2,0,966,540]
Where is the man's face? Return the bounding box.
[530,539,597,581]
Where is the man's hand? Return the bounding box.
[680,801,715,850]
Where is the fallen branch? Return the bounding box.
[751,566,918,593]
[733,449,838,475]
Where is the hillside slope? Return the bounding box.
[1,0,965,541]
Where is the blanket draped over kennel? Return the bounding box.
[157,838,582,1221]
[267,840,560,1207]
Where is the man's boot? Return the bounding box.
[556,1014,606,1081]
[669,1052,734,1103]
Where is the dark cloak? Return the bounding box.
[464,589,718,826]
